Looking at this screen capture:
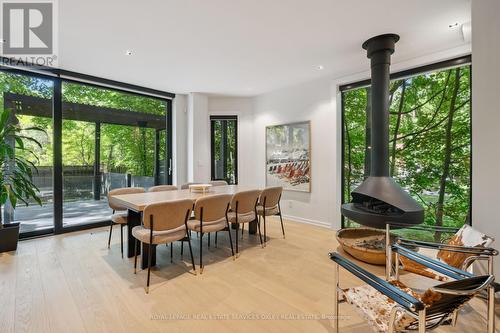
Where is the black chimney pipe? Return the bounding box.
[341,34,424,229]
[362,34,399,177]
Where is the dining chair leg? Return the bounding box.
[208,233,211,248]
[146,243,153,294]
[235,223,239,257]
[215,232,218,247]
[107,222,113,249]
[279,212,285,239]
[263,215,267,247]
[134,239,138,274]
[199,232,203,274]
[227,223,235,258]
[241,224,244,238]
[120,224,124,258]
[170,242,173,263]
[181,241,184,256]
[186,231,196,275]
[257,219,264,248]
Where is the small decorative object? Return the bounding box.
[189,183,212,193]
[266,121,311,192]
[0,110,44,253]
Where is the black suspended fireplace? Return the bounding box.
[341,34,424,229]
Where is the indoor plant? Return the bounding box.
[0,109,43,253]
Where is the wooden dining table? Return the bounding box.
[110,185,259,269]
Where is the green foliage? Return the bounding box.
[0,109,45,223]
[343,65,471,231]
[0,73,166,177]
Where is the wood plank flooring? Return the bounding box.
[1,217,499,333]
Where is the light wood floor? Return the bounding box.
[1,217,499,333]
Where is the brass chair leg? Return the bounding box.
[257,219,264,248]
[120,224,124,258]
[279,212,285,239]
[107,222,113,249]
[227,223,235,259]
[146,243,153,294]
[170,242,173,263]
[133,239,138,274]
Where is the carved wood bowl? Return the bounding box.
[336,227,398,265]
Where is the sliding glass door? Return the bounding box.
[0,67,172,237]
[210,115,238,184]
[0,71,54,236]
[60,81,171,229]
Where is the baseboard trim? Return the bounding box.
[282,215,331,229]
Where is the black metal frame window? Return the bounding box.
[0,63,174,239]
[341,55,472,232]
[210,115,238,184]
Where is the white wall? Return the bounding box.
[187,93,209,182]
[253,77,337,228]
[471,0,500,275]
[173,94,188,186]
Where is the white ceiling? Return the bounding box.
[59,0,471,96]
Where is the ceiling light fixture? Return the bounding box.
[448,22,459,29]
[125,50,133,56]
[317,65,324,70]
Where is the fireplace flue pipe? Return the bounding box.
[362,34,399,177]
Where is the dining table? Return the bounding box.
[110,185,259,269]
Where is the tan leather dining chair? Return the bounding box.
[257,186,284,246]
[132,199,195,294]
[148,185,178,192]
[209,180,228,186]
[228,189,263,256]
[187,194,234,273]
[107,187,145,257]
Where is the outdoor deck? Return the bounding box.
[14,200,112,233]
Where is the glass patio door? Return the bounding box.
[0,71,55,237]
[60,81,171,229]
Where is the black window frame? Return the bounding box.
[340,55,472,228]
[0,61,174,239]
[210,115,238,184]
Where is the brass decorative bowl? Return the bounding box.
[336,227,397,265]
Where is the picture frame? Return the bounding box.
[265,121,311,192]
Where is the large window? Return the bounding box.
[210,115,238,184]
[342,58,471,237]
[60,82,170,228]
[0,67,173,237]
[0,72,54,234]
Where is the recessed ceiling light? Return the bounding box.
[448,22,459,29]
[317,65,324,70]
[125,50,133,56]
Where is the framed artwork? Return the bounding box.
[265,121,311,192]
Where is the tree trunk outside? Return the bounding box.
[435,68,461,241]
[364,88,371,179]
[390,81,406,177]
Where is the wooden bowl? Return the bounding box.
[336,228,397,265]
